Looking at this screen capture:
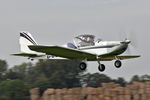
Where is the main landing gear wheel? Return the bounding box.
[114,60,122,68]
[79,62,87,70]
[98,64,105,72]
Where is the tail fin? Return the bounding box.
[19,31,38,53]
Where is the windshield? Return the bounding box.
[74,34,95,47]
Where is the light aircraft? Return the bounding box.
[12,31,140,72]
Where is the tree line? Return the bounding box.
[0,59,150,100]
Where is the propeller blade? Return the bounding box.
[117,30,138,55]
[128,31,138,48]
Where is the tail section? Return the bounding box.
[20,31,38,53]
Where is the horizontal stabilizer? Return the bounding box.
[11,53,39,57]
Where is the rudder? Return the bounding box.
[19,31,38,53]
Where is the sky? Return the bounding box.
[0,0,150,81]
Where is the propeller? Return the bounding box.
[118,30,138,54]
[128,31,138,48]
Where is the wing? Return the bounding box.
[28,45,140,61]
[28,45,96,60]
[12,53,39,57]
[100,55,140,61]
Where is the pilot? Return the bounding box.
[83,36,87,41]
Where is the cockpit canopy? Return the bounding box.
[73,34,95,47]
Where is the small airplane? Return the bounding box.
[12,31,140,72]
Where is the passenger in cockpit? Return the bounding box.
[74,34,95,47]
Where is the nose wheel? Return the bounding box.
[114,60,122,68]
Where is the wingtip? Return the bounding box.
[138,55,141,57]
[133,55,141,58]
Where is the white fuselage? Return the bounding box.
[79,41,124,55]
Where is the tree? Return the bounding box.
[33,60,83,87]
[0,79,30,100]
[0,60,8,82]
[5,63,32,80]
[0,60,7,73]
[140,75,150,82]
[23,60,83,94]
[130,75,140,84]
[32,75,50,95]
[113,77,127,87]
[81,73,112,87]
